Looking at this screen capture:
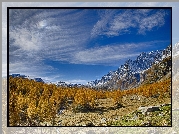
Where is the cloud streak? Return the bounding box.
[9,9,170,67]
[9,9,91,63]
[73,44,139,64]
[72,41,166,65]
[91,9,167,37]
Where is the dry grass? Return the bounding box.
[53,94,171,126]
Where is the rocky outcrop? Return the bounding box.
[88,45,171,90]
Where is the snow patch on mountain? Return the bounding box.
[87,45,171,90]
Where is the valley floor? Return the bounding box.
[43,95,171,126]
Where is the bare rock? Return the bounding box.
[138,106,160,114]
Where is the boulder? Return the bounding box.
[138,106,160,114]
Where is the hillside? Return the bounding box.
[87,45,171,90]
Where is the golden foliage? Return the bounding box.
[9,77,171,126]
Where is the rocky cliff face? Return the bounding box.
[87,45,171,90]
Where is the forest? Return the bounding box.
[9,76,171,126]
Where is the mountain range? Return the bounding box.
[87,45,171,90]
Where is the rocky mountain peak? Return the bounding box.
[87,45,171,90]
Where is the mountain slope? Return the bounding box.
[87,45,171,90]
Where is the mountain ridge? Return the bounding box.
[87,45,171,90]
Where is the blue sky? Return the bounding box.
[9,8,171,84]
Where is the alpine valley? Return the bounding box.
[8,44,172,126]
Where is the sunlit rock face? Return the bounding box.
[88,44,171,90]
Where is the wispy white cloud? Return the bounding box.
[91,9,167,37]
[8,9,95,81]
[8,9,170,75]
[138,10,166,34]
[91,9,116,37]
[8,60,64,84]
[72,41,163,65]
[5,6,172,84]
[9,61,57,76]
[10,28,42,51]
[9,9,90,63]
